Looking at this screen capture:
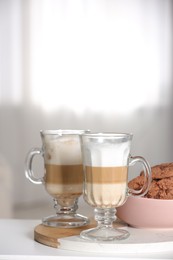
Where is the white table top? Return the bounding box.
[0,219,173,260]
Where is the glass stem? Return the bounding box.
[53,198,78,215]
[94,208,116,228]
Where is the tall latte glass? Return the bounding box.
[25,130,89,228]
[80,133,151,241]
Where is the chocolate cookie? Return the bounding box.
[129,163,173,200]
[151,163,173,180]
[128,175,144,191]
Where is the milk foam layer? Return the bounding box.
[84,183,127,208]
[43,135,82,165]
[83,142,131,166]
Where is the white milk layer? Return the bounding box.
[83,141,131,167]
[84,183,127,208]
[43,135,82,165]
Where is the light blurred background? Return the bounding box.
[0,0,172,219]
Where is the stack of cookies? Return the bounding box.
[128,163,173,199]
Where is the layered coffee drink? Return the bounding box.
[43,135,83,205]
[82,138,130,209]
[25,129,90,228]
[84,166,128,208]
[80,133,151,241]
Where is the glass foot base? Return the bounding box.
[80,226,130,241]
[42,213,89,228]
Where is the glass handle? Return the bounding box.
[128,155,151,197]
[25,147,43,184]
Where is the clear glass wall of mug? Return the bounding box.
[25,130,89,228]
[80,133,151,241]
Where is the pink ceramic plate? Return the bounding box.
[117,196,173,228]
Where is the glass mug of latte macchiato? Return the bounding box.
[25,130,89,228]
[80,133,151,241]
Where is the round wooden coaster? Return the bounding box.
[34,222,95,248]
